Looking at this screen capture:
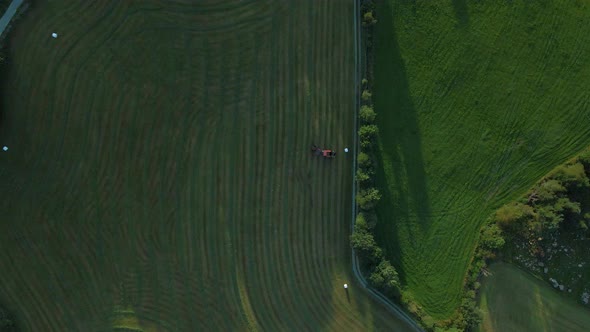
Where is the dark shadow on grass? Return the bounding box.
[452,0,469,27]
[373,1,432,284]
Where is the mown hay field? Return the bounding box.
[0,1,412,331]
[374,0,590,320]
[477,263,590,332]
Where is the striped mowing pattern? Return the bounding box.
[0,1,413,331]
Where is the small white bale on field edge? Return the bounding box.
[2,146,7,151]
[344,148,349,153]
[52,33,58,38]
[343,283,348,289]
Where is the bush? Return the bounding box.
[355,213,368,229]
[362,11,377,27]
[356,169,370,184]
[350,226,376,252]
[350,222,383,265]
[369,259,401,297]
[359,125,379,149]
[479,223,505,250]
[495,202,535,229]
[460,298,482,330]
[361,89,372,102]
[356,188,381,210]
[554,162,590,188]
[361,78,368,86]
[535,179,566,202]
[357,151,372,169]
[359,105,376,124]
[577,149,590,171]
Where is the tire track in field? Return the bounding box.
[0,1,413,330]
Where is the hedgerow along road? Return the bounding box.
[0,1,416,331]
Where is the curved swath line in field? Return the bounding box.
[212,38,246,329]
[265,34,302,329]
[240,37,274,331]
[286,51,322,332]
[272,0,298,318]
[48,12,130,174]
[149,6,273,36]
[216,35,242,325]
[230,126,260,331]
[315,75,346,332]
[234,33,268,330]
[292,3,335,326]
[300,61,326,332]
[158,0,265,18]
[253,9,284,329]
[280,15,314,329]
[301,18,322,318]
[269,71,301,329]
[176,35,196,275]
[308,1,341,321]
[232,95,261,332]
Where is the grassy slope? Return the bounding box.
[374,0,590,319]
[477,263,590,332]
[0,1,412,331]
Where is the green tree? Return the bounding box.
[356,169,370,185]
[495,202,535,229]
[356,188,381,210]
[362,11,377,27]
[554,196,581,214]
[460,298,482,330]
[359,105,376,124]
[479,223,505,250]
[355,212,368,229]
[537,205,563,230]
[535,179,566,202]
[554,162,590,188]
[361,90,372,102]
[369,259,401,297]
[350,217,382,263]
[350,227,376,252]
[357,151,372,169]
[359,125,379,149]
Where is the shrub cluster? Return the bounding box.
[495,152,590,255]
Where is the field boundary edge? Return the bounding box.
[349,1,423,331]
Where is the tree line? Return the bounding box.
[350,83,402,299]
[351,1,505,331]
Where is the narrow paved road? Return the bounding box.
[350,1,423,331]
[0,0,24,36]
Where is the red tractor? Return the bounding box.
[311,144,336,159]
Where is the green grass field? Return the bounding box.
[0,1,413,331]
[477,263,590,332]
[374,0,590,319]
